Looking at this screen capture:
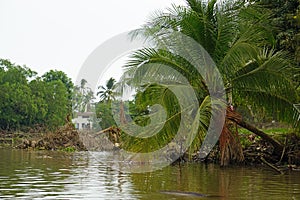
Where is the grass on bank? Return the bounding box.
[239,125,296,148]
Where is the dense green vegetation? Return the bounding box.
[114,0,299,165]
[256,0,300,63]
[0,59,71,131]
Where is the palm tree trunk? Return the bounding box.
[219,119,244,166]
[234,119,283,155]
[226,107,284,156]
[120,101,126,125]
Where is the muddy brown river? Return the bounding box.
[0,149,299,199]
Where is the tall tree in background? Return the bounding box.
[95,78,118,129]
[0,59,38,129]
[29,78,49,126]
[42,70,74,103]
[44,80,69,128]
[0,59,72,130]
[97,77,117,102]
[72,79,94,113]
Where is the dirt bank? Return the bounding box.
[16,123,86,151]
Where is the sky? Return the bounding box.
[0,0,185,86]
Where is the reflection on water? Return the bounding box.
[0,149,138,199]
[0,149,299,199]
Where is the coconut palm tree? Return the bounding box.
[72,79,95,113]
[120,0,298,165]
[97,77,117,102]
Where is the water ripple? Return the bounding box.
[0,149,299,199]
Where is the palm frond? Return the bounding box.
[120,83,198,153]
[232,69,297,121]
[123,47,207,99]
[220,41,259,80]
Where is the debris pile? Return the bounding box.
[243,133,300,167]
[17,123,86,151]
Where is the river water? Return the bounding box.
[0,149,299,199]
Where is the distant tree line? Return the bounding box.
[0,59,73,131]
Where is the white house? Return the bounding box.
[72,112,94,130]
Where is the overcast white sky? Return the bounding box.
[0,0,185,85]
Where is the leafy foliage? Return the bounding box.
[120,84,182,153]
[95,102,116,129]
[42,69,74,101]
[254,0,300,96]
[0,59,71,130]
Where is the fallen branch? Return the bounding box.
[96,127,114,134]
[277,136,287,165]
[226,107,283,156]
[260,157,284,175]
[96,127,120,134]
